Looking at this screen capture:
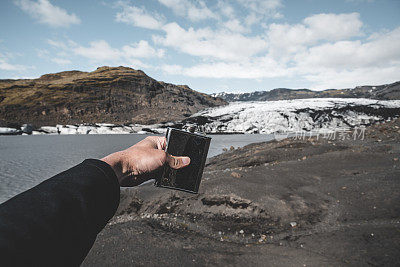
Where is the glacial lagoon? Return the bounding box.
[0,134,273,203]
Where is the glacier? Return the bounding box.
[2,98,399,135]
[185,98,400,134]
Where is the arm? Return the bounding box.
[0,159,119,266]
[0,136,189,266]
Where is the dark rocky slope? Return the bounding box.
[0,66,226,127]
[213,81,400,102]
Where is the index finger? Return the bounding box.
[136,136,167,150]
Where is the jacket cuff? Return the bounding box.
[82,159,120,217]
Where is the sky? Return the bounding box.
[0,0,399,93]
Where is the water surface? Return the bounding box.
[0,134,272,203]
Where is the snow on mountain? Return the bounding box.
[186,98,400,134]
[211,81,400,102]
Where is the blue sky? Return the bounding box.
[0,0,399,93]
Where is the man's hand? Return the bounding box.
[101,136,190,186]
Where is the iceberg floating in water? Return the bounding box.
[0,127,20,135]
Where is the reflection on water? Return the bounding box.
[0,134,273,203]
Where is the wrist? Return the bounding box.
[101,151,125,182]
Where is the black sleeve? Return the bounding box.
[0,159,120,266]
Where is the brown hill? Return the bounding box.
[0,66,226,127]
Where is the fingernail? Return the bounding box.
[181,157,190,165]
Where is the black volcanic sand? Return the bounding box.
[83,119,400,266]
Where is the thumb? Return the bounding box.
[167,154,191,169]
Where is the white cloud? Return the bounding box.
[163,57,284,79]
[50,58,72,65]
[47,39,77,50]
[161,64,183,75]
[184,58,288,79]
[0,59,26,71]
[295,27,400,69]
[73,40,121,62]
[304,67,399,90]
[115,3,164,30]
[122,40,165,58]
[223,19,248,33]
[73,41,151,69]
[303,13,363,41]
[14,0,80,27]
[238,0,283,12]
[267,13,363,59]
[217,0,235,18]
[37,47,71,65]
[158,0,218,21]
[47,39,164,69]
[71,40,164,61]
[154,22,267,61]
[158,16,400,90]
[292,27,400,89]
[0,53,32,71]
[238,0,284,25]
[161,55,288,79]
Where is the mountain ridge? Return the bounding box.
[212,81,400,102]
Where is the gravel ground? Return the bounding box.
[83,119,400,266]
